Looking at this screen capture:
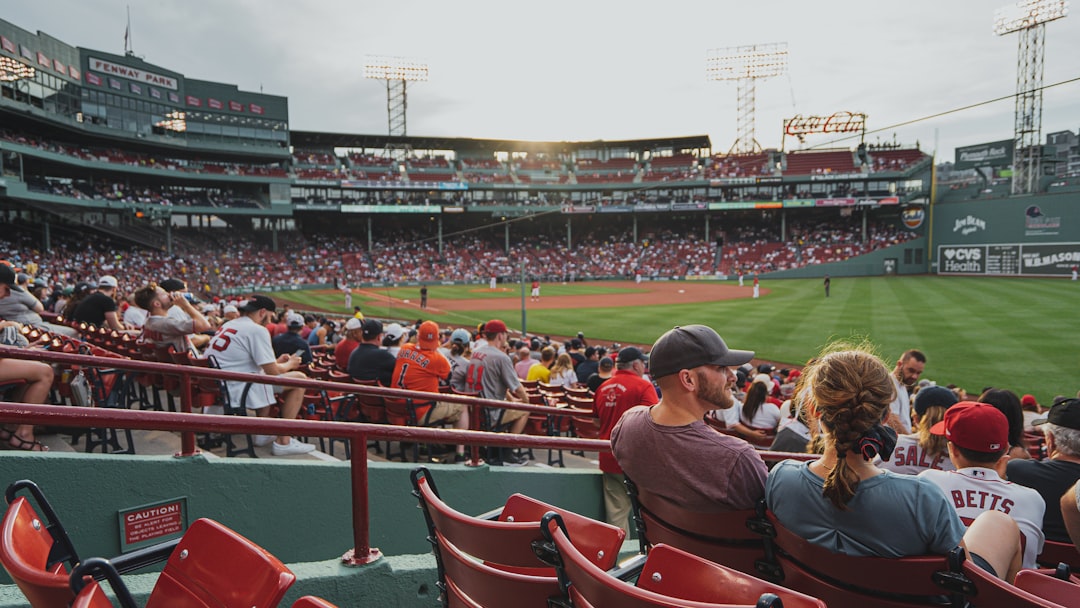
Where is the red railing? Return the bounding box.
[0,346,817,566]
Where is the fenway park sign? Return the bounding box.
[783,111,866,136]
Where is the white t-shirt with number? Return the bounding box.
[206,316,276,409]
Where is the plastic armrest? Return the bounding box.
[477,506,504,521]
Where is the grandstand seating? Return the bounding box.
[782,150,857,176]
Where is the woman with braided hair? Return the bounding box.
[766,347,1025,582]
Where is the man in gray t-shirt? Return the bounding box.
[463,319,528,433]
[611,325,767,512]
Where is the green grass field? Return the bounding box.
[290,277,1079,403]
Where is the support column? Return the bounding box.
[272,224,279,252]
[165,223,173,256]
[367,217,373,252]
[704,215,710,242]
[862,208,867,244]
[437,217,443,256]
[633,215,638,243]
[43,222,51,252]
[504,223,510,254]
[567,217,572,250]
[781,210,787,242]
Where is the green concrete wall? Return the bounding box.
[0,451,604,586]
[761,237,928,279]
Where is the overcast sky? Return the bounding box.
[7,1,1080,159]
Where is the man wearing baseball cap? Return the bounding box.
[593,346,659,533]
[71,275,127,332]
[1007,398,1080,543]
[462,319,529,466]
[390,320,469,462]
[334,317,364,371]
[919,401,1043,571]
[206,295,315,456]
[347,318,396,387]
[611,325,767,512]
[271,312,313,366]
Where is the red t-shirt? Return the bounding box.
[334,338,359,371]
[593,370,659,474]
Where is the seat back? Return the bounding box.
[629,480,762,576]
[761,511,953,608]
[352,378,386,423]
[436,529,561,608]
[1038,539,1080,572]
[957,557,1062,607]
[1014,569,1080,607]
[542,515,822,608]
[410,467,624,574]
[143,518,295,608]
[0,496,75,607]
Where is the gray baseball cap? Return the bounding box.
[648,325,754,379]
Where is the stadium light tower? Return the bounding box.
[706,43,788,154]
[364,56,429,158]
[994,0,1069,195]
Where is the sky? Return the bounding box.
[6,1,1080,160]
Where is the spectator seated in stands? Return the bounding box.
[0,265,55,451]
[463,319,529,466]
[767,348,1024,583]
[611,325,767,512]
[390,321,469,461]
[334,317,363,371]
[133,283,211,355]
[271,313,313,366]
[879,385,958,475]
[205,295,315,456]
[71,275,129,332]
[1007,398,1080,544]
[347,319,396,387]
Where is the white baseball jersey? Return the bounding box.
[889,377,913,434]
[919,467,1046,569]
[206,316,277,409]
[880,434,956,475]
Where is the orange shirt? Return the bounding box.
[391,343,451,396]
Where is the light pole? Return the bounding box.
[363,56,429,159]
[993,0,1069,195]
[706,43,788,155]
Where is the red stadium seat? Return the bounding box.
[1,480,177,608]
[410,466,625,606]
[625,477,764,576]
[537,512,826,608]
[1014,569,1080,607]
[1038,539,1080,572]
[68,518,295,608]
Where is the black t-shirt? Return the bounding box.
[576,359,599,382]
[1006,457,1080,542]
[347,343,397,386]
[72,292,117,326]
[569,351,586,370]
[271,331,313,365]
[586,373,610,394]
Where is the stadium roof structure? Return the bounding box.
[290,131,712,156]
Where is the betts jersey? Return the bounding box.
[919,467,1046,569]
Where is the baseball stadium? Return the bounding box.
[1,5,1080,608]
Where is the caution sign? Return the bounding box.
[118,498,187,552]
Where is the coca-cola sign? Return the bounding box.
[783,111,866,136]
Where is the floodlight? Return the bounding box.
[706,42,788,154]
[706,43,788,81]
[994,0,1068,34]
[363,56,429,82]
[0,56,35,82]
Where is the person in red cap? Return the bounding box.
[390,320,469,462]
[462,318,529,466]
[1020,393,1043,429]
[919,401,1043,571]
